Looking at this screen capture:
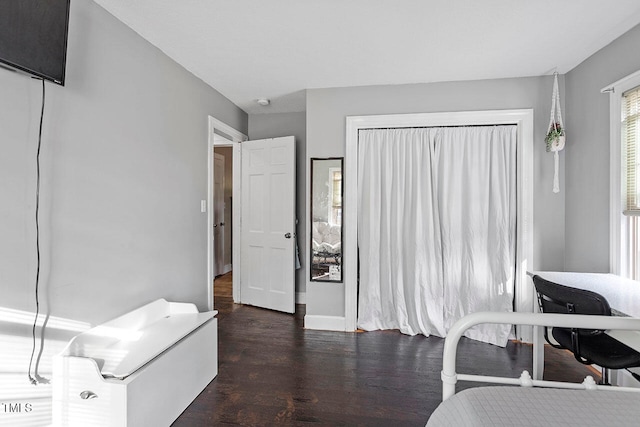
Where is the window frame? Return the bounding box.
[605,70,640,277]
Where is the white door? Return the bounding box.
[214,153,225,276]
[241,136,296,313]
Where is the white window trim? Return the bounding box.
[344,109,534,340]
[604,70,640,277]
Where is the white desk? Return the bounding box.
[530,271,640,380]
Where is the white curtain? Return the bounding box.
[357,126,517,346]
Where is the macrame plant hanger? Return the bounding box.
[547,72,565,193]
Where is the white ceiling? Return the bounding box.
[93,0,640,115]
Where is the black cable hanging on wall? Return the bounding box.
[28,78,45,385]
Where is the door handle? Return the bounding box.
[80,390,98,400]
[220,222,225,226]
[213,224,217,228]
[285,233,292,239]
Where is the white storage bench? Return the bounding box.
[52,299,218,427]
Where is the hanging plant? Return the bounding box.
[547,73,565,193]
[545,122,565,152]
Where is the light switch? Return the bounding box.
[201,200,207,213]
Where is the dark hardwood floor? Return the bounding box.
[213,271,233,298]
[173,273,596,426]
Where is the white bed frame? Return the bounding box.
[441,311,640,400]
[52,299,218,427]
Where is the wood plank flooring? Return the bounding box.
[214,271,233,298]
[173,274,596,426]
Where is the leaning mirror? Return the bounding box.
[310,158,343,282]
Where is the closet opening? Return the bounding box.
[344,110,534,342]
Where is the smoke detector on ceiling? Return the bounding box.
[256,98,270,106]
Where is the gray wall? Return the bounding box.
[248,111,307,295]
[306,77,566,317]
[0,0,247,389]
[565,24,640,272]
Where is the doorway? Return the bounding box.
[208,117,247,310]
[207,117,298,314]
[213,148,232,277]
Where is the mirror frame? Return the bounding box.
[310,157,344,283]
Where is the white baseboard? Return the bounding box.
[223,264,232,275]
[304,315,346,331]
[295,292,306,305]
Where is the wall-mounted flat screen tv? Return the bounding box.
[0,0,71,86]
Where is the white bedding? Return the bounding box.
[427,386,640,427]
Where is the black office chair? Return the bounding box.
[532,274,640,383]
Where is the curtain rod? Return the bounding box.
[601,69,640,93]
[358,123,518,131]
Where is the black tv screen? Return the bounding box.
[0,0,71,85]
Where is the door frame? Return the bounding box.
[344,109,534,340]
[207,116,247,311]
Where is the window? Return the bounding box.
[608,71,640,279]
[624,87,640,214]
[623,86,640,279]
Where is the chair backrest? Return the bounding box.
[532,275,611,331]
[533,276,611,364]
